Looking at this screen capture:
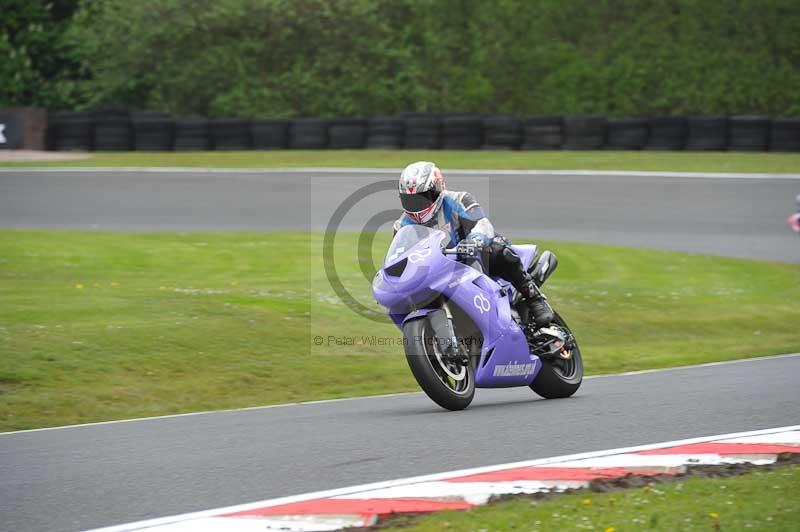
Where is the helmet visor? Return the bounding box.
[400,189,440,214]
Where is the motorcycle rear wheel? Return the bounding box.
[403,317,475,411]
[530,312,583,399]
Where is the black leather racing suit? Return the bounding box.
[393,190,530,293]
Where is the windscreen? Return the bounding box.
[384,224,442,264]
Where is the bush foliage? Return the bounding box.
[3,0,799,116]
[0,0,83,110]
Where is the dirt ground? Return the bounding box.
[0,150,91,162]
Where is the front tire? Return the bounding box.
[530,312,583,399]
[403,318,475,411]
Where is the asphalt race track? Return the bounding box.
[1,168,799,262]
[1,356,799,531]
[0,168,799,531]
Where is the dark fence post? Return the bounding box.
[0,108,47,150]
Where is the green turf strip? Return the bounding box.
[0,231,798,431]
[2,150,799,173]
[386,464,800,532]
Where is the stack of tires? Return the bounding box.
[173,118,210,151]
[769,118,800,152]
[48,111,92,151]
[685,116,728,151]
[727,116,769,152]
[606,118,649,150]
[645,117,687,150]
[481,115,523,150]
[210,119,252,150]
[92,108,132,151]
[367,117,404,148]
[289,118,329,149]
[563,116,606,150]
[403,113,441,149]
[132,112,173,151]
[442,114,483,150]
[329,118,367,149]
[521,116,563,150]
[45,110,800,153]
[251,120,289,149]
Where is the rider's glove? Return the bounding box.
[466,231,491,247]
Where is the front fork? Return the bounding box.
[428,303,466,364]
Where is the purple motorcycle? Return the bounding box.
[372,224,583,410]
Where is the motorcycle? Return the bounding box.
[789,211,800,234]
[789,194,800,234]
[372,224,583,410]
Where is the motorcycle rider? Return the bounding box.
[394,161,554,329]
[789,194,800,234]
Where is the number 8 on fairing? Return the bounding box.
[473,293,490,313]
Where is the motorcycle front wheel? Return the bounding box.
[529,312,583,399]
[403,317,475,411]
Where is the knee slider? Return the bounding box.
[531,250,558,286]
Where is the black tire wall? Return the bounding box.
[521,116,563,150]
[645,117,687,150]
[289,118,329,149]
[252,120,289,149]
[132,112,173,151]
[173,118,210,151]
[403,113,441,149]
[45,110,800,152]
[442,115,483,150]
[769,118,800,152]
[211,119,252,150]
[606,119,649,150]
[367,117,404,148]
[685,116,728,151]
[49,111,93,151]
[329,118,367,149]
[482,115,523,150]
[563,116,607,150]
[92,108,132,151]
[727,116,769,152]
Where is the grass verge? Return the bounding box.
[380,462,800,532]
[1,230,798,431]
[1,150,799,173]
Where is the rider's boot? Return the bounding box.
[519,277,554,329]
[497,243,554,329]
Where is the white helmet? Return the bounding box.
[398,161,445,223]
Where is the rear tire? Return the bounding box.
[530,312,583,399]
[403,318,475,411]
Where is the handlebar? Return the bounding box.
[444,242,482,258]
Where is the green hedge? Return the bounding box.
[0,0,83,110]
[4,0,799,117]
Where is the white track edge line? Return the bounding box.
[84,424,800,532]
[0,391,420,436]
[1,167,799,179]
[3,352,797,436]
[592,352,800,377]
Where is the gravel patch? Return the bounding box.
[0,150,91,162]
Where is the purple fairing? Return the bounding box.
[372,226,541,388]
